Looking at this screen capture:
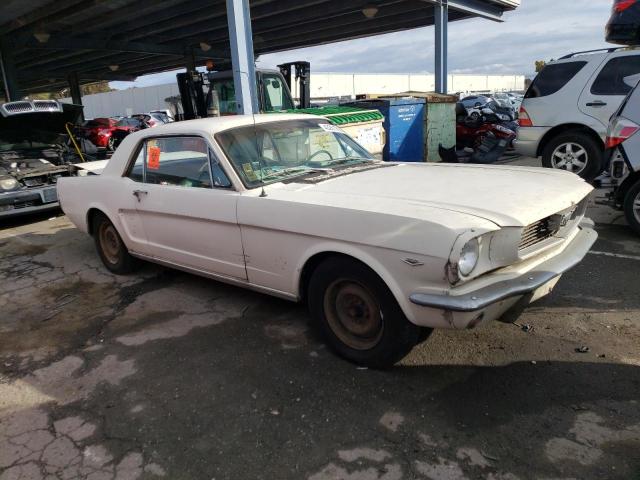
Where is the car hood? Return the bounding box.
[0,103,82,136]
[269,163,593,227]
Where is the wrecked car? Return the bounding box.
[58,114,597,367]
[0,100,85,218]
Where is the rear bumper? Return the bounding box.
[0,187,60,218]
[408,222,597,328]
[514,126,550,158]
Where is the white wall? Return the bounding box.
[61,83,181,119]
[290,73,524,98]
[63,73,525,118]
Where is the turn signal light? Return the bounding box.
[606,116,640,149]
[518,106,533,127]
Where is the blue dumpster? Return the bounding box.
[350,98,425,162]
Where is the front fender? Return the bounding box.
[293,240,447,324]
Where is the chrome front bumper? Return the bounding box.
[409,223,597,313]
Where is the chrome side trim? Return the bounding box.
[129,252,298,302]
[410,224,597,312]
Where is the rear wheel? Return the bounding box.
[307,257,422,368]
[623,181,640,236]
[92,212,139,274]
[541,132,603,181]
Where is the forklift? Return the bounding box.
[176,61,310,120]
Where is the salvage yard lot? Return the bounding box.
[1,199,639,479]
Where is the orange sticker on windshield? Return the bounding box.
[147,146,161,170]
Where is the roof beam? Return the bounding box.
[421,0,504,21]
[12,34,219,58]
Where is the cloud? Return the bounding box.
[112,0,614,89]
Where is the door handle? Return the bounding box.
[132,189,148,201]
[586,101,607,107]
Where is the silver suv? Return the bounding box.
[516,47,640,180]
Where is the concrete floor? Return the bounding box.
[1,161,639,480]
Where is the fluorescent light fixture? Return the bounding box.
[199,42,212,52]
[108,64,119,72]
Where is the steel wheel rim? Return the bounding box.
[98,223,121,265]
[634,191,640,224]
[551,142,588,174]
[323,279,383,350]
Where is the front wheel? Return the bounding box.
[541,132,603,181]
[92,212,139,274]
[307,257,422,368]
[623,181,640,236]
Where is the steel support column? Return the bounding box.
[67,72,84,121]
[226,0,258,114]
[0,37,23,101]
[434,0,448,94]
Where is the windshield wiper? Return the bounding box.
[259,166,325,182]
[315,157,374,167]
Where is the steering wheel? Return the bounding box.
[308,149,333,163]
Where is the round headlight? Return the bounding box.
[458,238,479,277]
[0,177,19,191]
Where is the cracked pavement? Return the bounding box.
[1,192,639,479]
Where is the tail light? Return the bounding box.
[605,116,640,148]
[518,106,533,127]
[614,0,636,12]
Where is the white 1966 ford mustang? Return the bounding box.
[58,114,597,367]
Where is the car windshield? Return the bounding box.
[215,119,375,188]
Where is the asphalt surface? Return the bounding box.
[1,161,639,480]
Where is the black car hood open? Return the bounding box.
[0,103,83,137]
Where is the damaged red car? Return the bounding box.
[81,117,138,151]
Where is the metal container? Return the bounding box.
[287,106,385,156]
[348,97,426,162]
[376,92,458,162]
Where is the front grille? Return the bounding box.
[518,216,559,251]
[23,176,46,187]
[32,100,62,112]
[1,100,62,117]
[2,101,32,114]
[518,197,589,253]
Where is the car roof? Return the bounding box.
[133,113,323,137]
[100,114,330,178]
[550,48,640,65]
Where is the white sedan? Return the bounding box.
[58,114,597,367]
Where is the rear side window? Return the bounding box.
[591,55,640,95]
[525,61,587,98]
[125,136,232,189]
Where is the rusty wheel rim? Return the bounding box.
[98,222,121,265]
[324,279,383,350]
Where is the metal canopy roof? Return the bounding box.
[1,0,519,94]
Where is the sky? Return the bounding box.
[110,0,614,90]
